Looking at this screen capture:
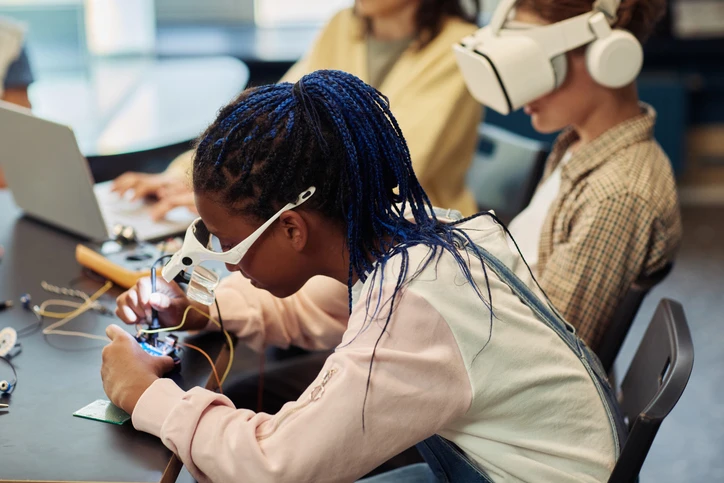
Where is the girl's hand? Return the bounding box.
[115,277,209,331]
[101,325,175,414]
[150,189,197,221]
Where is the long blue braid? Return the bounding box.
[193,70,495,430]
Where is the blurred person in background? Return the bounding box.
[112,0,483,219]
[0,17,34,188]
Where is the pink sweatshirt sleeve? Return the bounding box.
[212,273,350,351]
[132,288,473,483]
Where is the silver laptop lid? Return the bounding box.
[0,100,108,240]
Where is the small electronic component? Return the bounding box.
[73,399,130,425]
[19,293,32,310]
[0,327,19,358]
[133,263,182,369]
[135,331,181,366]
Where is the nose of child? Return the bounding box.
[225,263,241,274]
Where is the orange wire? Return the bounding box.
[257,350,265,412]
[182,342,223,395]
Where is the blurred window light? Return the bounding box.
[254,0,352,27]
[85,0,155,56]
[0,0,80,5]
[673,0,724,39]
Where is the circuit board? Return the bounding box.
[73,399,130,425]
[136,333,181,366]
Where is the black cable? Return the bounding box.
[214,298,224,334]
[152,254,174,269]
[0,356,18,394]
[15,321,42,338]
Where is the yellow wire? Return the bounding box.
[35,299,103,319]
[136,304,192,333]
[41,330,108,342]
[219,328,235,386]
[37,282,234,390]
[42,281,114,340]
[138,304,235,387]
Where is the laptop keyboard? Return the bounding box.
[93,181,195,240]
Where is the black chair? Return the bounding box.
[597,263,673,373]
[467,123,548,222]
[608,298,694,483]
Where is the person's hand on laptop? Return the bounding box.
[111,172,187,202]
[149,188,197,221]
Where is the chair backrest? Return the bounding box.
[608,298,694,483]
[467,123,548,222]
[597,262,673,373]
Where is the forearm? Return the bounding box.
[213,273,349,352]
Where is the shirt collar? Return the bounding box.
[547,103,657,184]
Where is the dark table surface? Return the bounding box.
[0,190,225,482]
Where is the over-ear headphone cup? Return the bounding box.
[586,30,643,88]
[550,54,568,88]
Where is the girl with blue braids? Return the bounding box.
[103,70,624,483]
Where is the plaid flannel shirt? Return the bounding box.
[537,103,682,351]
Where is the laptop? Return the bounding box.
[0,101,196,241]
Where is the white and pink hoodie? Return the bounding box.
[132,215,617,482]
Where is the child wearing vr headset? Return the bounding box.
[455,0,681,352]
[103,70,624,483]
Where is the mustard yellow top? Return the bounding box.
[168,8,482,216]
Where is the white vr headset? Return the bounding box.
[454,0,643,115]
[161,187,316,304]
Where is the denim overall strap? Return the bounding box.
[416,435,494,483]
[465,243,627,454]
[415,244,626,483]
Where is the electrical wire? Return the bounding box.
[182,342,222,395]
[143,255,233,392]
[138,304,235,388]
[34,299,93,318]
[0,355,18,394]
[36,282,111,317]
[41,281,91,301]
[257,350,265,413]
[15,320,42,338]
[19,280,112,338]
[40,281,114,342]
[40,280,229,393]
[32,268,233,395]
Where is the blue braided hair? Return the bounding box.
[193,70,494,429]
